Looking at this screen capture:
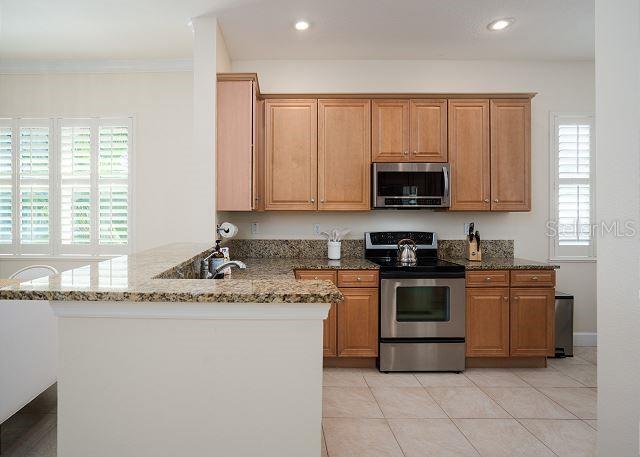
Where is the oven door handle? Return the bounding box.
[443,165,450,198]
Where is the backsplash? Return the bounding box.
[224,239,365,258]
[437,239,514,259]
[224,239,514,259]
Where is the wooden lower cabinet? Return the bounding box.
[510,288,555,357]
[338,288,379,357]
[466,269,555,361]
[295,270,379,360]
[466,288,510,357]
[323,303,338,357]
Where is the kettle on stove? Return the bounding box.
[397,239,417,265]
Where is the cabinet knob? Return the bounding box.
[485,277,492,281]
[514,296,519,300]
[310,198,315,203]
[531,276,539,280]
[413,150,417,155]
[494,199,499,203]
[321,199,325,203]
[484,199,489,203]
[503,296,508,300]
[314,276,319,280]
[356,277,362,281]
[403,151,408,156]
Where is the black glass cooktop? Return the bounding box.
[367,256,465,275]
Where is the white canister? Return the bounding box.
[328,241,341,260]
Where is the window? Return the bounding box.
[0,117,133,257]
[549,113,595,260]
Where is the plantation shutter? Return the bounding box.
[18,120,51,253]
[551,114,595,259]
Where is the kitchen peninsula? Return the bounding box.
[0,243,348,457]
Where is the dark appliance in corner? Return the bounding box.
[365,231,466,372]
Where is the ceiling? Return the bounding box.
[0,0,594,62]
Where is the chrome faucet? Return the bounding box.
[200,256,247,279]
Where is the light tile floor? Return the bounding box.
[3,347,598,457]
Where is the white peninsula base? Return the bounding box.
[51,301,329,457]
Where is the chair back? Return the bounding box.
[9,265,59,281]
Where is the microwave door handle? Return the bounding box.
[443,166,450,198]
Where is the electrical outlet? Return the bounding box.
[313,224,321,235]
[251,222,260,235]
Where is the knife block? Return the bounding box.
[466,239,482,261]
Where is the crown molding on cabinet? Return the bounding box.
[0,59,193,75]
[260,92,537,99]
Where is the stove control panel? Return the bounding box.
[366,231,436,249]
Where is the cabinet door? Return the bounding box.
[466,287,510,357]
[410,99,447,162]
[448,100,491,211]
[295,270,337,356]
[253,97,265,210]
[265,99,318,210]
[372,100,410,162]
[338,288,379,357]
[490,100,531,211]
[510,288,555,357]
[216,80,254,211]
[318,99,371,211]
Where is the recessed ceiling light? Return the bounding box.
[487,18,515,31]
[294,20,310,31]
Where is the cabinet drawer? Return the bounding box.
[338,270,379,288]
[466,270,509,287]
[510,270,555,287]
[294,270,337,284]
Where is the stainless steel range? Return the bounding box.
[365,231,466,372]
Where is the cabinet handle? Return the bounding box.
[484,199,489,203]
[531,276,539,280]
[494,199,499,203]
[413,150,417,155]
[310,198,315,203]
[321,198,325,203]
[485,277,492,281]
[403,151,408,156]
[356,277,362,281]
[503,296,508,300]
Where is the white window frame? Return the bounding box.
[0,116,134,258]
[549,112,596,262]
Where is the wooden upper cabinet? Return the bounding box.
[466,287,510,357]
[372,100,410,162]
[410,99,448,162]
[490,99,531,211]
[264,99,318,210]
[338,288,379,357]
[318,99,371,211]
[216,79,256,211]
[448,100,491,211]
[510,288,555,357]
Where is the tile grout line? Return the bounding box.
[514,417,562,457]
[418,375,493,457]
[366,381,408,457]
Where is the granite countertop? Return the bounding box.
[0,243,378,304]
[442,257,560,270]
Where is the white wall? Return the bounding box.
[223,59,597,335]
[0,70,204,268]
[595,0,640,454]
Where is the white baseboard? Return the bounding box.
[574,332,597,347]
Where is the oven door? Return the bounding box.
[380,277,465,339]
[373,162,450,208]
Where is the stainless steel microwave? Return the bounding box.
[372,163,450,208]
